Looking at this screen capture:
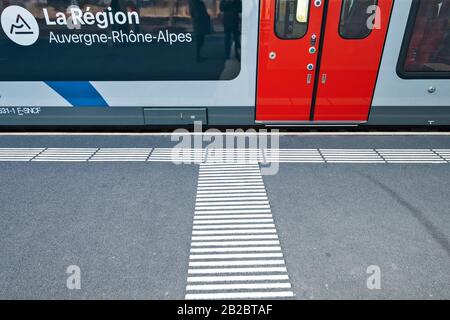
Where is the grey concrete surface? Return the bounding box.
[0,162,197,299]
[265,164,450,299]
[0,134,449,299]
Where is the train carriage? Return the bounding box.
[0,0,449,126]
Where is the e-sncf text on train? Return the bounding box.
[0,0,449,127]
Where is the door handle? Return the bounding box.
[321,74,327,84]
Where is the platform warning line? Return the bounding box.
[185,163,294,300]
[0,148,449,163]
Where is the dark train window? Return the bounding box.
[339,0,378,39]
[275,0,310,39]
[398,0,450,78]
[0,0,242,81]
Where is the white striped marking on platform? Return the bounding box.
[0,148,44,161]
[31,148,98,162]
[0,148,449,164]
[90,148,152,161]
[185,163,294,300]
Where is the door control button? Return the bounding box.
[314,0,322,7]
[307,64,314,71]
[309,47,316,54]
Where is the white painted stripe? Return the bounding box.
[199,170,262,174]
[34,157,91,159]
[37,152,93,154]
[194,205,270,210]
[200,171,261,175]
[196,202,269,207]
[92,154,149,157]
[189,260,285,267]
[206,160,262,162]
[199,168,260,173]
[190,246,282,253]
[194,209,272,215]
[202,162,258,165]
[196,197,268,201]
[194,214,273,220]
[264,157,320,159]
[90,159,146,161]
[193,219,274,224]
[207,151,262,154]
[190,240,279,246]
[0,155,36,157]
[200,167,262,171]
[0,157,38,159]
[206,155,261,158]
[264,158,323,161]
[197,185,266,189]
[6,149,40,152]
[198,180,264,184]
[187,274,289,282]
[0,152,41,154]
[148,158,205,161]
[94,152,150,154]
[198,177,263,182]
[189,253,283,260]
[265,160,325,163]
[33,159,90,161]
[197,186,266,191]
[191,234,278,241]
[92,154,149,156]
[35,152,93,155]
[196,193,268,197]
[197,182,265,187]
[216,154,257,157]
[193,223,275,229]
[200,167,260,171]
[97,148,152,150]
[188,267,287,274]
[186,290,293,299]
[186,283,291,291]
[196,189,266,194]
[33,154,91,157]
[382,160,444,162]
[150,154,204,156]
[200,167,260,170]
[325,160,384,162]
[192,229,277,235]
[198,173,262,177]
[323,155,380,157]
[197,180,264,185]
[264,156,321,158]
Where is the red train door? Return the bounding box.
[256,0,326,121]
[313,0,393,121]
[256,0,393,123]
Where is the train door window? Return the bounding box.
[398,0,450,78]
[339,0,378,39]
[275,0,310,39]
